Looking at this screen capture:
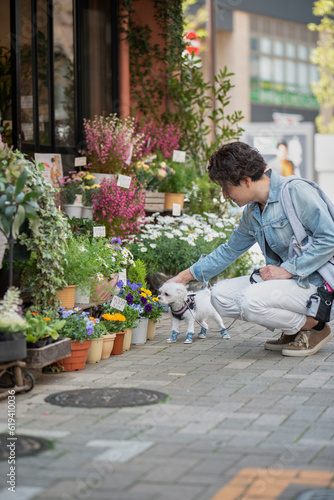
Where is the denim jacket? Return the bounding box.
[190,169,334,288]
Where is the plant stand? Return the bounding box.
[0,360,35,399]
[25,338,72,369]
[145,191,165,212]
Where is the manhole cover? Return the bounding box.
[0,434,52,461]
[296,491,334,500]
[45,387,168,408]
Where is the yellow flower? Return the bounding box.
[102,313,125,322]
[85,174,95,180]
[152,297,159,302]
[91,184,100,189]
[84,185,91,190]
[140,292,147,298]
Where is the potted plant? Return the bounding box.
[24,311,65,348]
[81,114,145,179]
[86,318,104,363]
[57,308,95,371]
[59,171,84,218]
[57,237,97,308]
[82,173,100,220]
[158,156,196,211]
[100,312,127,355]
[101,301,140,351]
[0,287,28,363]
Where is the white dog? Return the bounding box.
[159,282,230,344]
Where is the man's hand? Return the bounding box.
[259,265,294,281]
[167,268,194,285]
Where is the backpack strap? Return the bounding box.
[280,175,334,291]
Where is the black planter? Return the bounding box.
[27,339,47,349]
[0,332,27,363]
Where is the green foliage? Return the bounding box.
[158,157,196,194]
[127,259,147,288]
[129,212,256,282]
[24,311,65,343]
[186,173,230,216]
[308,0,334,133]
[167,59,244,174]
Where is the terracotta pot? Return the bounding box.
[131,318,148,345]
[58,339,90,371]
[123,328,132,351]
[111,331,126,355]
[101,333,116,359]
[91,279,116,304]
[56,285,77,309]
[164,193,185,211]
[147,319,156,340]
[86,338,103,363]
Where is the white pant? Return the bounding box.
[211,276,317,335]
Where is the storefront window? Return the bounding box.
[0,1,12,145]
[53,0,74,146]
[20,0,34,144]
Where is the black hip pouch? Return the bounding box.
[306,286,334,323]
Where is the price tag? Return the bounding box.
[118,269,127,286]
[74,194,82,206]
[93,226,106,237]
[117,174,131,189]
[172,203,181,216]
[172,150,186,163]
[111,295,126,311]
[125,144,134,165]
[146,137,151,148]
[75,157,87,166]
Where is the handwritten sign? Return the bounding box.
[172,203,181,216]
[75,157,87,167]
[93,226,106,237]
[118,269,127,286]
[117,174,131,189]
[172,150,186,163]
[111,295,126,311]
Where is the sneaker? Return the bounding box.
[198,327,207,339]
[264,332,298,351]
[167,331,179,343]
[184,338,193,344]
[221,329,230,339]
[282,324,333,357]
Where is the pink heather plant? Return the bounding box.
[92,177,146,239]
[133,118,183,161]
[82,114,145,175]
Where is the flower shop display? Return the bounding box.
[101,300,141,351]
[60,171,85,218]
[0,287,27,363]
[133,118,183,161]
[86,318,104,363]
[82,114,145,176]
[133,159,175,193]
[92,177,146,239]
[57,308,95,371]
[100,312,126,355]
[24,311,65,348]
[157,157,196,212]
[82,173,100,220]
[129,212,261,291]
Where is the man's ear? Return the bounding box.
[245,176,252,188]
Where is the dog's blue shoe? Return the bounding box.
[184,332,194,344]
[167,331,179,343]
[221,329,230,339]
[198,327,207,339]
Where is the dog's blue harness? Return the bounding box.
[170,295,196,320]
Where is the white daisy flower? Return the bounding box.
[150,244,157,249]
[104,244,113,248]
[215,221,224,228]
[97,273,104,281]
[79,246,87,252]
[179,225,189,231]
[187,241,196,247]
[140,247,148,252]
[165,233,174,239]
[172,229,182,237]
[204,234,214,242]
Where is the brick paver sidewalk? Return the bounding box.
[1,313,333,500]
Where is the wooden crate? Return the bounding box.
[25,338,71,369]
[145,191,165,212]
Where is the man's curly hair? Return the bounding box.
[207,142,267,187]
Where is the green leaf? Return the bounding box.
[12,205,25,238]
[15,168,28,196]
